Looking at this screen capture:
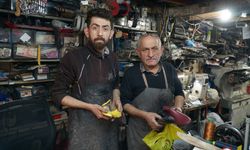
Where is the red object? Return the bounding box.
[118,1,130,17]
[59,28,74,33]
[52,114,62,120]
[111,1,120,16]
[247,84,250,94]
[4,21,53,31]
[163,106,191,126]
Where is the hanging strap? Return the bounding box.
[162,66,169,89]
[142,65,168,89]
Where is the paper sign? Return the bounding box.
[20,33,31,42]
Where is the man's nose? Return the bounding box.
[148,49,154,57]
[97,28,103,36]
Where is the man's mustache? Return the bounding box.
[94,38,105,42]
[146,57,159,61]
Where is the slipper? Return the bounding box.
[162,106,191,126]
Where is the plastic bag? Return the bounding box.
[143,123,184,150]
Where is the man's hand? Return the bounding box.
[144,112,163,131]
[112,89,123,112]
[172,106,182,112]
[88,104,111,120]
[113,98,123,112]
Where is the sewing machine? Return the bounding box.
[178,73,209,102]
[212,66,250,128]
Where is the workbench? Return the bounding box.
[183,99,219,131]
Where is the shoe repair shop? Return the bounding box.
[0,0,250,150]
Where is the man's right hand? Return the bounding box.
[88,104,111,120]
[143,112,163,131]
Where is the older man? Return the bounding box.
[120,34,185,150]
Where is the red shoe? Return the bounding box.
[162,106,191,126]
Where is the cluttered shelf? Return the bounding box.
[114,24,157,33]
[0,59,60,63]
[0,79,55,86]
[0,8,73,22]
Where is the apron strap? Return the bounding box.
[162,66,169,89]
[142,65,168,89]
[142,73,149,88]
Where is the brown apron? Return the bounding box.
[127,66,174,150]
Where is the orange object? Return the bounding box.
[203,121,216,141]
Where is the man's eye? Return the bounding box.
[91,26,97,30]
[152,47,159,51]
[103,27,109,31]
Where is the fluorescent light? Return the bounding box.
[241,12,247,18]
[219,9,232,22]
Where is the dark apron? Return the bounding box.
[127,66,174,150]
[68,58,119,150]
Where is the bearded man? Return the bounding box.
[52,8,122,150]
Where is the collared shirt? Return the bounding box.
[120,61,184,105]
[139,62,162,74]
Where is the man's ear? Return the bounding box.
[84,27,89,39]
[135,48,140,56]
[161,46,164,52]
[109,30,114,39]
[160,46,164,54]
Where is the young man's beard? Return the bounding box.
[92,38,108,51]
[93,41,106,51]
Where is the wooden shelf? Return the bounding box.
[0,8,73,22]
[0,79,55,86]
[10,24,54,31]
[114,25,157,33]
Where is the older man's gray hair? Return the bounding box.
[136,33,162,48]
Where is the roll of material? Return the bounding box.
[73,15,85,32]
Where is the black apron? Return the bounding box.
[68,55,119,150]
[127,66,174,150]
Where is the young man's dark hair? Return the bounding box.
[85,8,114,28]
